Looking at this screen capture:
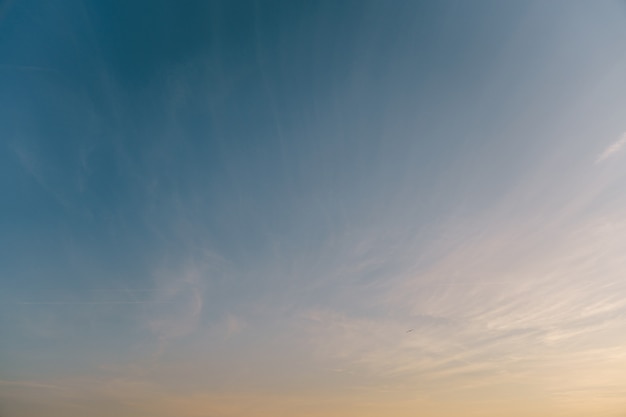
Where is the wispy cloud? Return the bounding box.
[224,313,247,338]
[596,133,626,163]
[0,379,66,390]
[10,143,74,209]
[145,260,208,357]
[13,301,169,305]
[301,216,626,409]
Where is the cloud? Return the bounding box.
[595,133,626,163]
[10,143,73,209]
[0,380,66,390]
[143,258,211,357]
[2,374,415,417]
[300,216,626,409]
[147,287,203,355]
[14,301,169,305]
[224,314,247,338]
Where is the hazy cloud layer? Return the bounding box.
[2,1,626,417]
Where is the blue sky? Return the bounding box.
[2,1,626,416]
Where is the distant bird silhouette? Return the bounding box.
[406,329,413,333]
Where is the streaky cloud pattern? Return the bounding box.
[597,133,626,163]
[1,1,626,416]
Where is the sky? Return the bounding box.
[1,1,626,416]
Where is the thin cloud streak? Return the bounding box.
[0,380,66,390]
[2,2,626,417]
[12,301,171,305]
[300,212,626,411]
[596,133,626,163]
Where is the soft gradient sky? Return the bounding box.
[2,1,626,416]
